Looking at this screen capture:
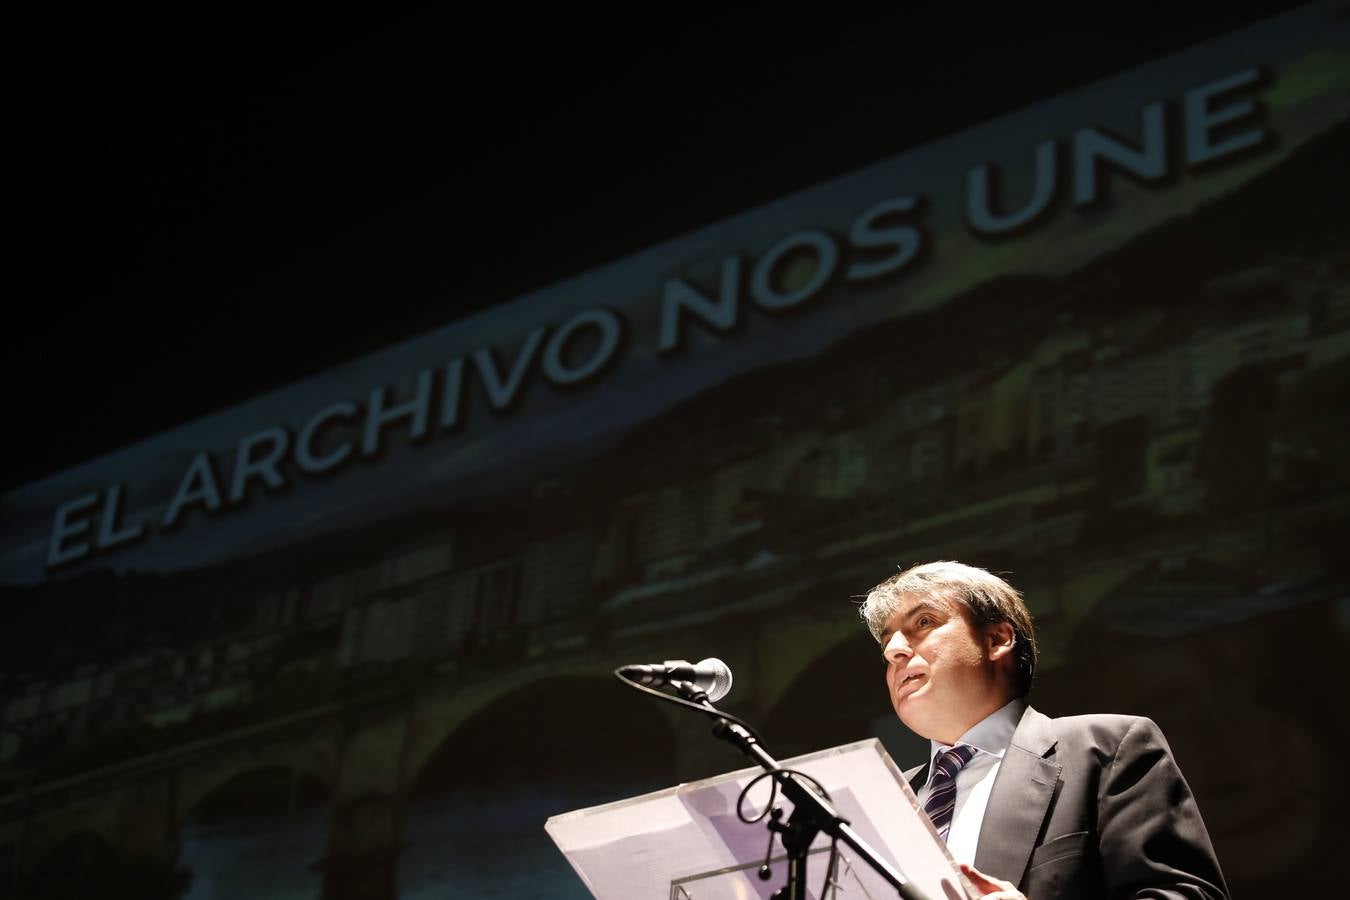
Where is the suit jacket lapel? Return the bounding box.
[973,705,1061,886]
[903,762,929,794]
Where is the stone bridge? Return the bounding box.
[0,527,1276,898]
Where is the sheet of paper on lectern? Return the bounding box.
[545,738,975,899]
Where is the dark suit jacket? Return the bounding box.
[905,706,1228,899]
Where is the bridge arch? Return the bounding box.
[174,741,338,826]
[397,673,679,898]
[1032,597,1347,887]
[408,672,678,798]
[176,765,333,900]
[182,764,332,825]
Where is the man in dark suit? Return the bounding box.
[860,561,1228,899]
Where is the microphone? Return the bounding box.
[619,658,733,702]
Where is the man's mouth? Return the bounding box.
[898,672,925,692]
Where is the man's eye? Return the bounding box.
[917,616,933,628]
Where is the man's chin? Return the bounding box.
[895,701,936,740]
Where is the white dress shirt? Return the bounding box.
[914,698,1027,865]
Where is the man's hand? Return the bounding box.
[959,862,1026,899]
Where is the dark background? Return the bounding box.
[8,4,1304,488]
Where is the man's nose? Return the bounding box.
[883,632,911,664]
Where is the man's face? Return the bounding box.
[879,591,1008,744]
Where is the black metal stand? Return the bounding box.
[672,682,930,900]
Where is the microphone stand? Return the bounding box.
[671,681,930,900]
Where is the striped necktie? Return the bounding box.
[923,744,977,842]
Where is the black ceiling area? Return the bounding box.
[9,5,1307,488]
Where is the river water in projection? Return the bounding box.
[180,811,328,899]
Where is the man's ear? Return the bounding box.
[986,621,1016,661]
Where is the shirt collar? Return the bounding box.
[927,697,1027,774]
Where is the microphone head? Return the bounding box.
[698,657,734,702]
